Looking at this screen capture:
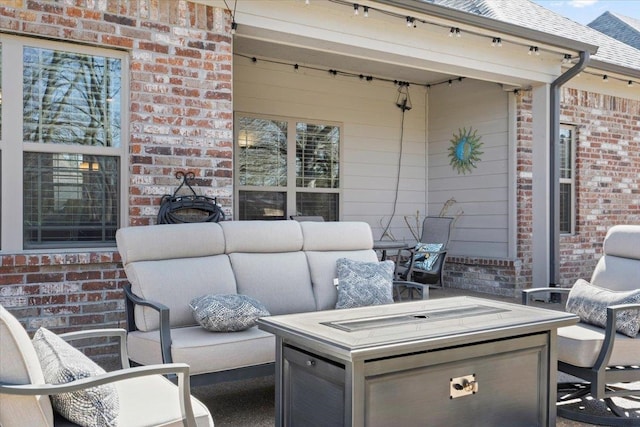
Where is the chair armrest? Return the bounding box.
[593,303,640,372]
[123,283,174,364]
[59,328,130,369]
[521,287,570,305]
[0,363,197,427]
[393,280,429,300]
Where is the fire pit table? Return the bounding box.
[257,296,578,427]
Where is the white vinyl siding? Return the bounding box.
[428,80,510,258]
[233,56,428,239]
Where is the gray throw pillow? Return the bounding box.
[566,279,640,338]
[412,243,444,271]
[32,327,119,427]
[190,294,270,332]
[335,258,395,309]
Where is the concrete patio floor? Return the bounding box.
[190,286,640,426]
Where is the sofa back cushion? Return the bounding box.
[221,221,315,314]
[229,252,316,315]
[0,305,54,427]
[221,220,303,253]
[590,225,640,292]
[301,221,378,310]
[116,222,226,264]
[126,256,237,331]
[306,250,379,310]
[116,223,236,332]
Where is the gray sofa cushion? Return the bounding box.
[32,328,119,427]
[127,326,276,376]
[229,252,316,315]
[335,258,395,309]
[190,294,270,332]
[566,279,640,338]
[221,220,303,253]
[126,255,238,331]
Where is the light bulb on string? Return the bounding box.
[363,6,369,17]
[353,4,359,15]
[603,75,609,83]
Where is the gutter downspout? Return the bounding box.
[549,51,590,286]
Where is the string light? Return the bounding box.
[235,53,465,90]
[628,80,633,87]
[528,46,539,55]
[449,27,461,37]
[353,4,359,15]
[363,6,368,17]
[406,16,415,28]
[603,75,608,82]
[231,21,237,35]
[491,37,502,47]
[562,54,572,64]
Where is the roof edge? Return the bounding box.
[589,59,640,80]
[371,0,599,54]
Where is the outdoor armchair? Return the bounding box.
[0,304,213,427]
[522,224,640,425]
[395,216,454,289]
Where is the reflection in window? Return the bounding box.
[236,115,340,221]
[23,153,119,247]
[559,126,575,234]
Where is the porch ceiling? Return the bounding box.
[234,36,456,86]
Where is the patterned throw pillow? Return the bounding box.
[413,243,444,271]
[335,258,395,309]
[190,294,270,332]
[566,279,640,338]
[32,327,119,427]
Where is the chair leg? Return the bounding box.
[557,382,640,426]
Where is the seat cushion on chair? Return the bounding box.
[32,328,119,427]
[114,373,213,427]
[557,323,640,368]
[0,305,54,427]
[127,325,275,376]
[566,279,640,337]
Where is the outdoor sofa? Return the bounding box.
[116,220,425,386]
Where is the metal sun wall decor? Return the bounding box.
[448,127,483,174]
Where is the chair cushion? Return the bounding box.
[566,279,640,338]
[557,323,640,368]
[190,294,270,332]
[32,328,119,427]
[127,326,276,376]
[0,305,54,427]
[113,374,213,427]
[412,243,443,271]
[335,258,395,309]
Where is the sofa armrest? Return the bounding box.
[0,363,197,427]
[521,287,570,305]
[59,328,130,369]
[393,280,429,301]
[124,283,174,364]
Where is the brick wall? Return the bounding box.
[559,87,640,285]
[0,0,233,364]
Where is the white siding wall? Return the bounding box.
[233,56,428,241]
[428,80,510,258]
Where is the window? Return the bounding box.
[559,125,575,234]
[235,114,340,220]
[0,35,127,250]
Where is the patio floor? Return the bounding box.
[189,286,640,427]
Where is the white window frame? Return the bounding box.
[0,34,129,252]
[559,124,576,235]
[233,112,342,220]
